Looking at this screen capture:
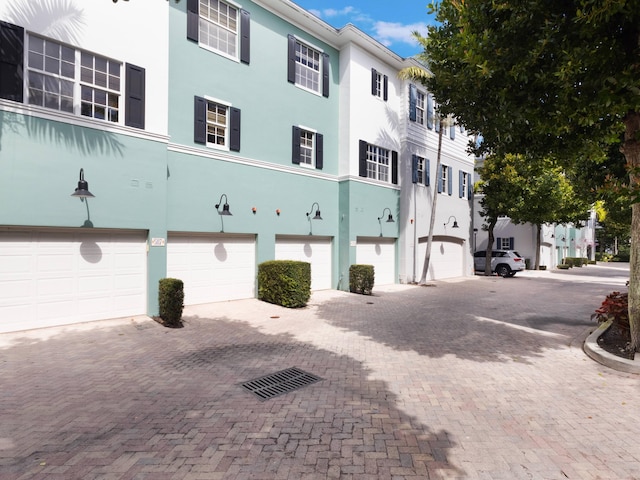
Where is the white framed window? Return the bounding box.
[299,128,315,166]
[416,90,425,125]
[25,34,139,126]
[439,164,450,194]
[206,99,230,148]
[295,40,321,93]
[194,95,241,151]
[416,157,425,184]
[461,171,469,198]
[366,144,390,183]
[375,71,384,97]
[198,0,239,59]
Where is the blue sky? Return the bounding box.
[291,1,437,58]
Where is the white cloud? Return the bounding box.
[323,6,355,17]
[372,21,428,48]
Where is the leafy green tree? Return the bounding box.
[476,154,523,275]
[423,0,640,351]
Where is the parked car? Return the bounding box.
[474,250,526,277]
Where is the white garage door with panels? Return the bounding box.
[419,236,464,280]
[356,237,396,286]
[167,233,256,305]
[0,229,147,333]
[275,235,332,290]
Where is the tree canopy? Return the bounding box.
[422,0,640,350]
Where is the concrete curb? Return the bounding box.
[584,320,640,374]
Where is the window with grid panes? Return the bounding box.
[199,0,239,58]
[367,144,390,182]
[299,129,314,166]
[27,34,122,123]
[416,90,425,125]
[295,40,321,93]
[206,101,229,147]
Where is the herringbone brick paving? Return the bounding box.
[1,265,639,479]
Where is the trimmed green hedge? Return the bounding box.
[349,264,375,295]
[159,278,184,327]
[258,260,311,308]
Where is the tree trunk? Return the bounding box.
[485,218,497,276]
[534,223,541,269]
[622,111,640,352]
[419,119,445,284]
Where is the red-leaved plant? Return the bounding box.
[592,291,629,332]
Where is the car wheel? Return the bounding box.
[496,265,510,277]
[508,272,516,277]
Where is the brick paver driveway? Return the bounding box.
[1,264,639,479]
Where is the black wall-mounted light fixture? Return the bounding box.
[71,168,95,200]
[444,215,459,228]
[378,207,395,237]
[215,194,232,216]
[306,202,322,235]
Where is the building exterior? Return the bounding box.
[0,0,475,333]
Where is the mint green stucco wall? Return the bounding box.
[0,111,169,314]
[338,179,400,290]
[168,1,339,174]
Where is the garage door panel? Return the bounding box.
[275,236,332,291]
[418,238,464,280]
[356,238,396,286]
[167,234,256,305]
[0,230,147,333]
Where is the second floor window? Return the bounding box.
[194,95,241,151]
[1,22,146,128]
[366,144,390,183]
[292,126,324,170]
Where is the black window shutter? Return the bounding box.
[287,34,296,84]
[124,63,145,129]
[322,53,329,97]
[425,159,430,186]
[187,0,199,42]
[315,133,323,170]
[194,96,206,144]
[229,107,241,152]
[240,9,250,64]
[450,124,456,140]
[411,155,418,184]
[0,21,24,102]
[359,140,367,177]
[509,237,515,250]
[496,237,502,249]
[391,151,398,185]
[409,84,417,122]
[291,126,301,164]
[448,167,453,195]
[383,75,388,101]
[459,170,464,198]
[371,68,377,96]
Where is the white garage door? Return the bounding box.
[275,236,332,290]
[0,229,147,333]
[418,236,464,280]
[356,237,396,286]
[167,233,256,305]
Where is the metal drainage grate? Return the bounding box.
[241,367,323,401]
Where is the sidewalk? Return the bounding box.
[1,264,639,479]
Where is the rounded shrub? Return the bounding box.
[349,264,375,295]
[158,278,184,327]
[258,260,311,308]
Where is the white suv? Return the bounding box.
[474,250,526,277]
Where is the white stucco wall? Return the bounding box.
[0,0,169,135]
